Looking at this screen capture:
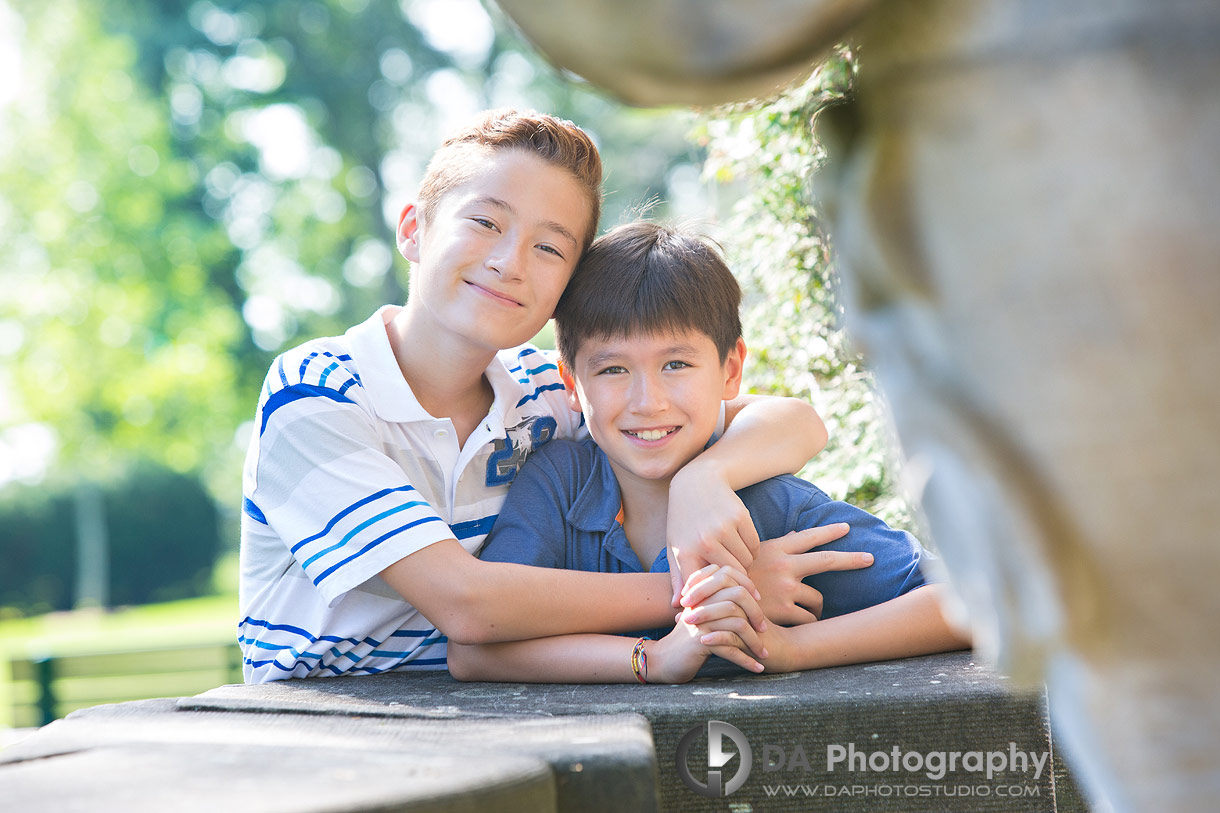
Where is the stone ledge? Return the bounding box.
[186,651,1019,719]
[0,652,1089,811]
[0,697,656,813]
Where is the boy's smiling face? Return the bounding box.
[563,329,746,487]
[398,149,592,353]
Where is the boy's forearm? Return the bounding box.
[381,540,674,644]
[773,585,971,672]
[448,634,638,683]
[696,395,827,489]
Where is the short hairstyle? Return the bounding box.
[556,221,743,364]
[417,108,603,251]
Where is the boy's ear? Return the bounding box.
[397,203,422,262]
[721,337,747,401]
[557,360,583,414]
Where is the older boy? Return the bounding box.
[449,222,970,683]
[238,110,843,682]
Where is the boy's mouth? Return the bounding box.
[624,427,679,442]
[465,280,523,307]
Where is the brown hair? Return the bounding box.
[417,108,603,251]
[555,221,742,363]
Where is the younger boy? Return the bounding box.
[449,222,971,683]
[238,110,844,682]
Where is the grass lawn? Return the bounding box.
[0,592,239,730]
[0,592,238,658]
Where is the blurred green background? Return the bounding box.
[0,1,907,726]
[0,0,713,615]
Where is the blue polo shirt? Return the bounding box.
[478,437,934,620]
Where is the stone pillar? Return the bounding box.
[821,3,1220,809]
[491,1,1220,808]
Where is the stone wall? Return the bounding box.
[0,651,1088,811]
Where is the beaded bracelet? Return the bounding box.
[630,637,650,684]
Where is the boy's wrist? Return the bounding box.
[643,637,666,683]
[646,635,702,684]
[645,638,662,683]
[762,625,801,673]
[674,454,729,486]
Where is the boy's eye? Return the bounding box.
[537,243,564,259]
[663,360,691,371]
[596,365,627,376]
[471,217,498,231]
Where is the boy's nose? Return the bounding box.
[485,236,528,280]
[629,376,669,414]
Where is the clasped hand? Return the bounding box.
[651,523,875,681]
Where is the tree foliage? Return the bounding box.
[0,0,716,607]
[695,52,916,529]
[0,1,248,489]
[0,0,707,501]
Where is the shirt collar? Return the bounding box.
[347,305,530,426]
[482,348,531,435]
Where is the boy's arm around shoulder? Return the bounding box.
[687,393,828,491]
[666,393,827,589]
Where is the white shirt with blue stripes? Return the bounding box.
[238,305,580,682]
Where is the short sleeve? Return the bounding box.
[252,385,454,606]
[477,444,573,569]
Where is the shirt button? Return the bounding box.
[434,428,447,438]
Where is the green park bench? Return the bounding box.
[6,642,243,728]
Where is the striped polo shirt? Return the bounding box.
[238,305,580,682]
